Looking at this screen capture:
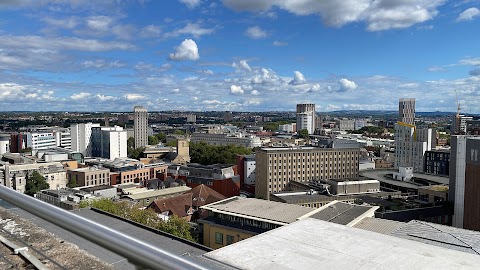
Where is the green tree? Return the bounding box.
[128,147,145,160]
[189,142,252,165]
[155,132,166,143]
[173,130,185,135]
[127,137,134,148]
[148,135,160,145]
[67,178,77,188]
[82,198,195,242]
[298,129,310,139]
[24,171,50,196]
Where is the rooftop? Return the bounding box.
[301,201,378,226]
[201,197,316,224]
[205,218,480,270]
[123,186,191,200]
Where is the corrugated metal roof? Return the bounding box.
[391,220,480,255]
[308,202,376,225]
[353,217,405,234]
[202,197,316,224]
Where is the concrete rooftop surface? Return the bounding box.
[206,218,480,270]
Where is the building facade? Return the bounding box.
[424,150,450,176]
[190,133,261,148]
[0,162,67,193]
[395,122,433,172]
[67,167,111,187]
[71,123,101,156]
[255,147,360,200]
[134,106,148,149]
[398,98,415,125]
[296,103,315,134]
[91,126,128,160]
[449,136,480,231]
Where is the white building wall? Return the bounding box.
[244,158,256,185]
[71,123,100,156]
[452,136,466,228]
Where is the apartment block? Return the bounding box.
[424,150,450,176]
[91,126,128,160]
[71,122,101,156]
[255,147,360,200]
[296,103,315,134]
[67,167,110,187]
[394,122,433,172]
[134,106,148,149]
[398,98,415,125]
[0,162,67,193]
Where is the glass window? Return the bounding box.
[215,232,223,245]
[226,235,235,245]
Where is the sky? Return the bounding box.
[0,0,479,113]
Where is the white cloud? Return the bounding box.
[289,71,307,85]
[86,15,113,32]
[273,41,288,46]
[251,89,260,95]
[232,60,252,71]
[223,0,446,31]
[172,88,180,93]
[140,25,161,38]
[230,84,244,94]
[165,22,215,38]
[70,92,91,100]
[169,39,200,61]
[245,26,268,39]
[338,78,358,91]
[457,7,480,21]
[124,94,145,101]
[0,35,134,51]
[42,16,79,29]
[459,57,480,66]
[180,0,201,8]
[81,59,125,69]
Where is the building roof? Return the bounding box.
[185,184,226,208]
[301,201,378,226]
[353,217,405,234]
[201,197,316,225]
[205,218,480,270]
[123,186,191,200]
[148,193,193,218]
[390,220,480,255]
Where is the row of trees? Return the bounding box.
[190,142,252,165]
[80,198,195,242]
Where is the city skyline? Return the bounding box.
[0,1,479,112]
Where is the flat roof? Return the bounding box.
[205,218,480,270]
[80,185,115,192]
[201,197,316,224]
[123,186,191,200]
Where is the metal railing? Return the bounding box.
[0,185,212,270]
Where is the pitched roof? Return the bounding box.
[353,217,405,235]
[185,184,226,208]
[201,197,316,224]
[148,193,193,218]
[391,220,480,255]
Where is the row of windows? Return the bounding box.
[215,232,235,245]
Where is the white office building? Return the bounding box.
[91,126,128,160]
[71,123,101,156]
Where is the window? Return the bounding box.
[226,235,235,245]
[215,232,223,245]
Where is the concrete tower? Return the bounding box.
[134,106,148,149]
[296,104,316,134]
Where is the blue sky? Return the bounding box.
[0,0,479,113]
